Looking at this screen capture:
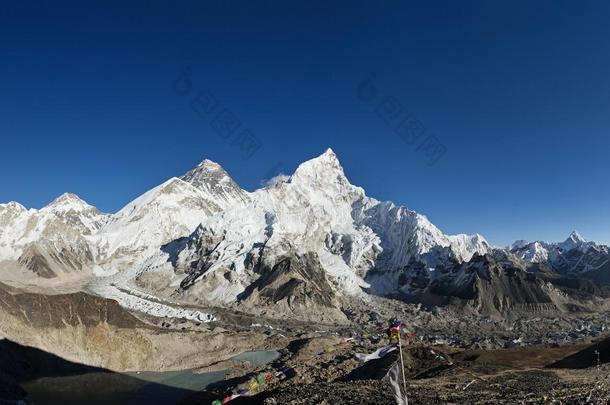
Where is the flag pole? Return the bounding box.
[398,330,409,405]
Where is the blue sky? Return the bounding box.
[1,1,609,246]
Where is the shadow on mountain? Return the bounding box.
[547,338,610,369]
[0,338,105,381]
[546,336,610,369]
[532,264,610,299]
[579,261,610,287]
[0,339,200,404]
[161,236,190,267]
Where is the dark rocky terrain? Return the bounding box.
[181,334,610,405]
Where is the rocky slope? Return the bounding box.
[0,282,270,372]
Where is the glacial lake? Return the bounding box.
[21,351,280,405]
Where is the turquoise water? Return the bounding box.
[21,351,280,405]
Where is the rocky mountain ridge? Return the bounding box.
[511,231,610,280]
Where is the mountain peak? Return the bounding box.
[567,230,586,243]
[49,192,86,204]
[58,192,80,200]
[291,148,346,182]
[180,158,249,206]
[556,230,589,252]
[321,147,337,158]
[196,159,223,170]
[0,201,27,212]
[53,192,84,203]
[317,148,340,164]
[43,193,96,213]
[181,159,233,189]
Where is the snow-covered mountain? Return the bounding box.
[92,160,251,273]
[0,150,487,289]
[180,159,250,206]
[0,193,109,278]
[510,231,609,275]
[2,148,605,320]
[138,149,491,320]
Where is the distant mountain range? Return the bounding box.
[510,231,610,275]
[1,149,608,320]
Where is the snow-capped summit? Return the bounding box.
[558,230,588,251]
[0,201,26,210]
[180,158,250,208]
[300,147,341,168]
[0,202,28,219]
[447,233,491,261]
[39,193,109,235]
[197,158,223,169]
[518,241,549,263]
[289,148,350,188]
[569,230,586,242]
[0,192,110,277]
[42,193,98,214]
